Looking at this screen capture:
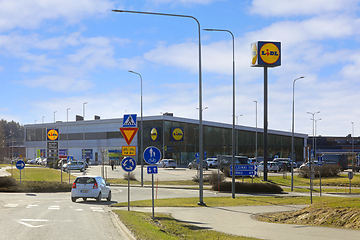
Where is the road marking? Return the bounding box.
[75,209,83,211]
[19,219,49,228]
[26,204,39,208]
[5,204,18,208]
[48,206,60,210]
[90,207,104,212]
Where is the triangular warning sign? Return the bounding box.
[119,127,139,145]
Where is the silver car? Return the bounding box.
[157,159,177,168]
[71,176,111,202]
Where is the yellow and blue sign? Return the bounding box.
[171,127,184,141]
[47,128,59,141]
[150,127,159,141]
[251,41,281,67]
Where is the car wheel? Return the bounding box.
[107,191,112,202]
[96,192,102,202]
[71,197,76,202]
[82,198,87,202]
[206,167,208,170]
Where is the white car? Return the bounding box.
[157,159,177,168]
[206,158,218,168]
[71,176,111,202]
[63,160,86,172]
[257,161,280,173]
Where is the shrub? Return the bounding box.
[0,177,17,188]
[48,161,54,168]
[299,164,341,178]
[223,166,230,177]
[124,172,137,181]
[212,181,283,193]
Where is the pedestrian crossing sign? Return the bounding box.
[123,114,137,127]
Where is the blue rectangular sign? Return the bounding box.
[123,114,137,127]
[147,165,158,174]
[230,165,257,176]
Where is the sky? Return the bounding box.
[1,0,360,137]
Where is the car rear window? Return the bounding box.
[75,177,96,184]
[169,160,176,163]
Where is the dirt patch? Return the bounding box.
[255,207,360,229]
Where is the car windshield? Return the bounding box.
[75,177,96,184]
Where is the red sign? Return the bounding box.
[119,127,139,145]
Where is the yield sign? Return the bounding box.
[119,127,139,145]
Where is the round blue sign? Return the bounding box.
[143,146,161,165]
[121,157,136,172]
[16,160,25,170]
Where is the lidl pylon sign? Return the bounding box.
[251,41,281,67]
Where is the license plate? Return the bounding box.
[80,190,88,193]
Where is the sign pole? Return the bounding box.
[128,172,130,211]
[20,169,21,183]
[152,173,155,220]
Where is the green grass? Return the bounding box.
[6,167,76,182]
[114,210,259,240]
[112,196,317,208]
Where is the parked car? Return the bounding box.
[71,176,111,202]
[57,159,68,168]
[299,161,319,170]
[188,159,208,170]
[157,159,177,168]
[63,160,86,172]
[257,161,280,173]
[206,158,218,168]
[218,155,249,172]
[27,159,36,164]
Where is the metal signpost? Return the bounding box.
[16,160,25,183]
[121,157,137,211]
[67,156,73,183]
[348,172,353,194]
[318,156,323,196]
[143,146,161,220]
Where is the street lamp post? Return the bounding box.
[235,115,242,156]
[67,108,70,183]
[307,111,320,204]
[254,101,258,164]
[83,102,87,175]
[291,76,304,191]
[113,9,205,206]
[128,70,144,187]
[203,28,236,198]
[352,122,355,172]
[315,118,322,195]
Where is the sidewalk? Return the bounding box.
[115,205,360,240]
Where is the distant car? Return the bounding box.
[63,160,86,172]
[27,159,36,164]
[57,159,68,168]
[219,156,249,172]
[257,161,280,173]
[71,176,111,202]
[206,158,218,168]
[157,159,177,168]
[299,161,319,170]
[188,159,208,170]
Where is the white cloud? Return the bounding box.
[250,0,359,17]
[22,75,94,92]
[147,0,216,5]
[0,0,115,31]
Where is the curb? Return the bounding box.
[110,210,136,240]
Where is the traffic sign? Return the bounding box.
[147,165,158,174]
[16,160,25,170]
[119,127,139,145]
[143,146,161,165]
[123,114,137,127]
[67,155,74,162]
[317,156,323,166]
[195,153,199,160]
[121,157,136,172]
[122,146,136,156]
[230,164,257,176]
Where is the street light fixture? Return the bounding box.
[128,70,144,187]
[113,9,205,205]
[307,110,320,204]
[203,28,236,198]
[291,76,304,191]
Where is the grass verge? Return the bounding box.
[114,210,259,240]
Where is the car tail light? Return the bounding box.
[72,183,76,188]
[93,182,98,189]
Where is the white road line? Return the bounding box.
[26,205,39,208]
[90,207,105,212]
[19,219,49,228]
[5,204,18,208]
[48,206,60,210]
[75,209,83,211]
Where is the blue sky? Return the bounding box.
[1,0,360,137]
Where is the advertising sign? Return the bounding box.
[171,127,184,141]
[251,41,281,67]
